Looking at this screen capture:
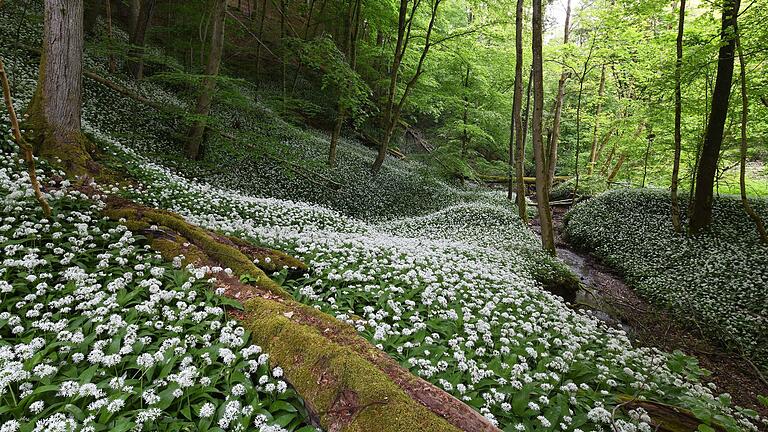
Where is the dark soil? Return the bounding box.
[537,205,768,420]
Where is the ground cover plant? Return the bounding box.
[564,189,768,369]
[0,147,315,431]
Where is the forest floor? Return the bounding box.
[532,205,768,418]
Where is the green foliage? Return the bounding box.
[286,36,372,124]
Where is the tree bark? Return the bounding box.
[26,0,93,176]
[461,65,471,159]
[105,0,116,73]
[671,0,685,232]
[607,153,626,182]
[588,64,606,175]
[186,0,226,160]
[735,28,768,243]
[532,0,556,254]
[254,0,267,78]
[511,0,527,222]
[689,0,740,234]
[545,0,571,191]
[126,0,156,80]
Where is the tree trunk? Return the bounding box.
[532,0,556,254]
[522,66,533,152]
[512,0,527,222]
[689,0,740,234]
[329,110,343,166]
[735,28,768,243]
[328,0,361,167]
[373,0,441,175]
[185,0,226,160]
[642,129,653,188]
[462,65,470,159]
[671,0,685,232]
[128,0,140,33]
[607,153,626,182]
[105,0,116,73]
[254,0,267,78]
[573,78,585,200]
[126,0,156,80]
[372,0,413,175]
[280,0,286,109]
[26,0,93,176]
[545,0,571,191]
[588,64,606,175]
[600,144,617,176]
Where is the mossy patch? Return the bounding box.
[221,234,308,275]
[243,297,461,432]
[102,199,289,297]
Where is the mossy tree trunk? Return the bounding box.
[186,0,226,161]
[25,0,94,177]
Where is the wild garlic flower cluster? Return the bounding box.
[88,140,760,430]
[0,149,306,431]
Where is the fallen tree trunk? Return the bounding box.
[101,197,500,432]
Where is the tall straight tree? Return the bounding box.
[689,0,740,233]
[509,0,527,222]
[186,0,227,160]
[372,0,442,174]
[670,0,685,232]
[126,0,156,79]
[545,0,571,191]
[532,0,556,254]
[26,0,92,176]
[735,28,768,243]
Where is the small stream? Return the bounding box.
[556,246,634,335]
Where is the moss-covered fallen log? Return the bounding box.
[102,197,500,431]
